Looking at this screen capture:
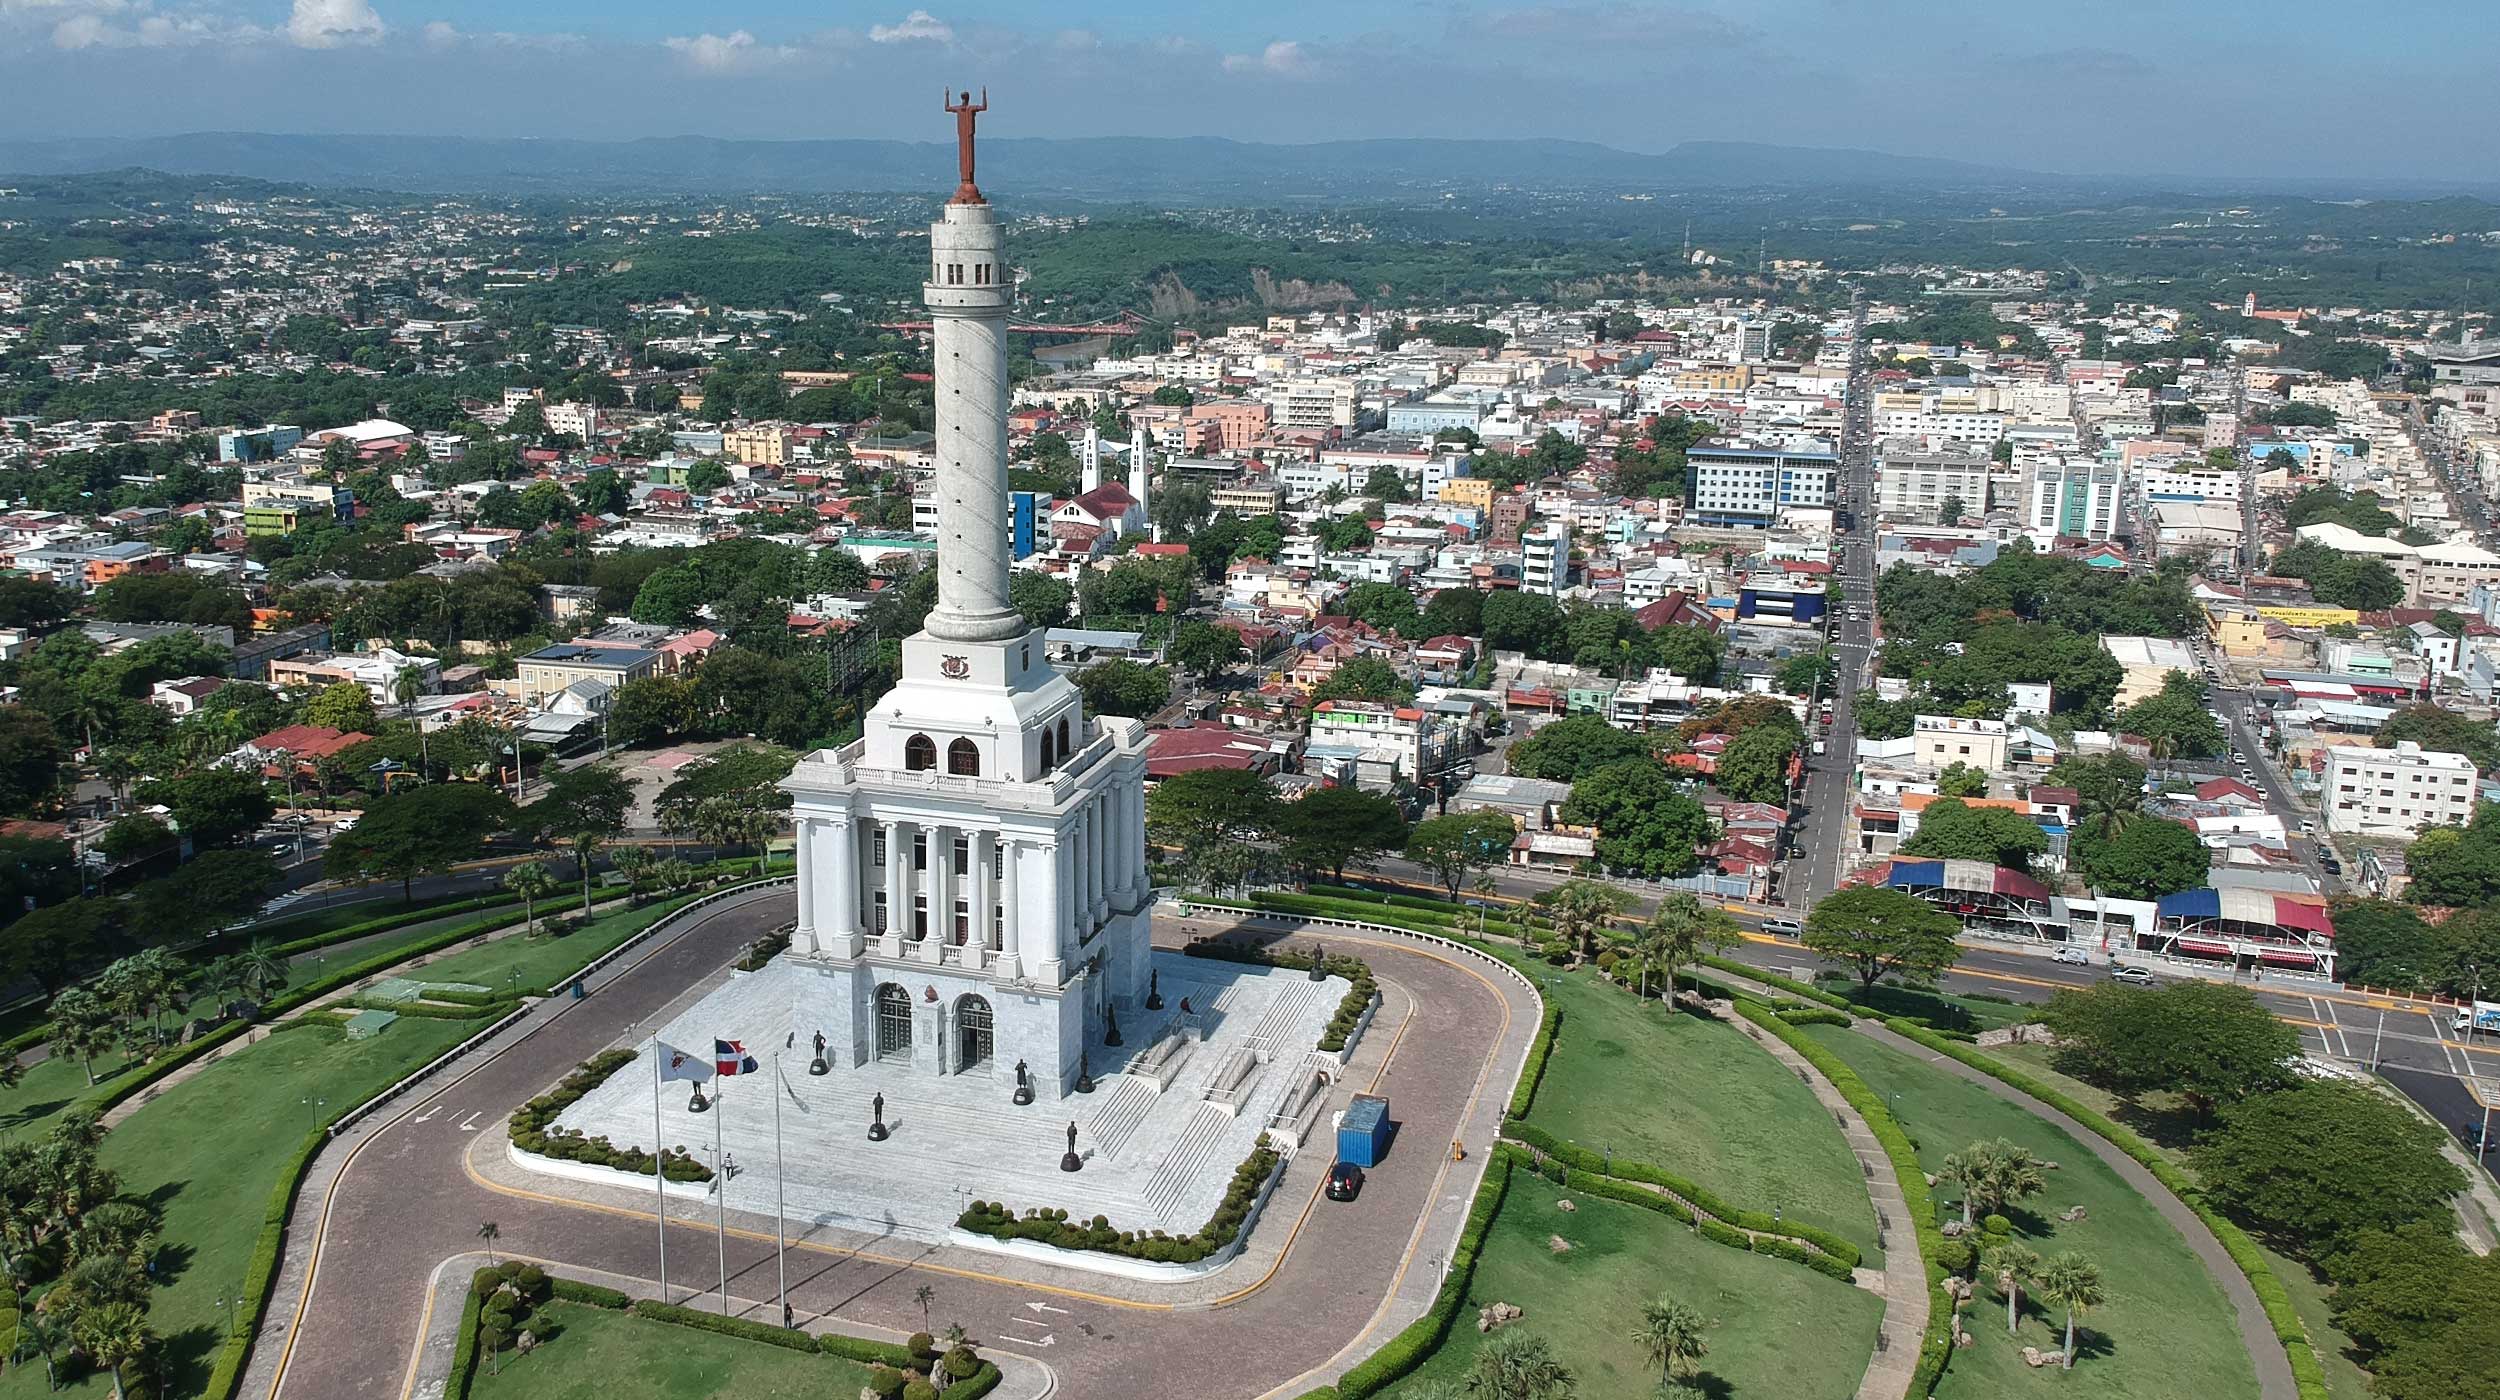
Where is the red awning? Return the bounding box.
[2257,950,2319,968]
[2176,939,2234,957]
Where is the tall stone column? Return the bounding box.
[921,824,952,964]
[828,816,861,956]
[793,818,816,950]
[922,200,1023,645]
[881,820,911,957]
[995,836,1023,981]
[1089,796,1110,926]
[1043,839,1072,981]
[969,830,996,970]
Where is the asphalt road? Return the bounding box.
[1796,297,1874,905]
[261,890,1527,1400]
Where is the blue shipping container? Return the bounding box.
[1337,1093,1391,1168]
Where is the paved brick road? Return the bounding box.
[255,891,1529,1400]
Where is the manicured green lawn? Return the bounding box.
[1988,1041,2200,1166]
[2257,1239,2374,1400]
[1800,1025,2261,1400]
[410,900,689,996]
[0,1014,491,1398]
[1813,977,2031,1031]
[1379,1184,1882,1400]
[466,1302,879,1400]
[1524,965,1882,1263]
[0,1046,138,1141]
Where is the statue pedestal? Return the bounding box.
[1059,1150,1082,1173]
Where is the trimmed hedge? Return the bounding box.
[446,1268,489,1400]
[1179,939,1378,1052]
[344,996,516,1022]
[817,1331,920,1367]
[941,1361,1003,1400]
[1500,1121,1862,1270]
[1777,1007,1855,1028]
[629,1298,820,1351]
[1700,955,1856,1013]
[959,1145,1279,1265]
[1506,1002,1562,1120]
[511,1048,713,1183]
[205,1128,328,1399]
[1332,1153,1512,1400]
[552,1277,632,1310]
[1735,1001,1956,1395]
[1877,1018,2332,1400]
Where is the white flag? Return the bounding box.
[658,1041,715,1083]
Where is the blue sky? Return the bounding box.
[2,1,2493,179]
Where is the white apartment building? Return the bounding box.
[1872,392,2008,447]
[1874,443,1992,523]
[1913,714,2009,771]
[2026,461,2127,540]
[1273,377,1360,431]
[2323,741,2480,837]
[1522,522,1569,596]
[2139,462,2242,503]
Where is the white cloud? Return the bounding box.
[1222,40,1316,78]
[46,4,224,49]
[662,29,796,74]
[419,17,455,45]
[868,9,951,44]
[285,0,381,48]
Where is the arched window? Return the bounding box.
[947,738,981,776]
[1058,717,1073,754]
[904,733,937,771]
[1038,728,1056,770]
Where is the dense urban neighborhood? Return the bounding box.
[0,70,2494,1400]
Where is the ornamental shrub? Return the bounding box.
[903,1381,941,1400]
[865,1366,908,1400]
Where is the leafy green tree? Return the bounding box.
[138,770,274,849]
[1402,810,1517,900]
[1277,786,1408,883]
[630,563,709,626]
[1629,892,1738,1000]
[521,762,637,911]
[1417,587,1486,641]
[2323,1223,2500,1400]
[2375,705,2500,775]
[1308,656,1414,706]
[652,745,794,872]
[2048,753,2147,840]
[2112,691,2225,759]
[125,847,280,944]
[1649,625,1723,683]
[1559,758,1709,879]
[1800,885,1962,993]
[503,860,558,934]
[1166,621,1244,681]
[1542,879,1631,961]
[325,783,517,902]
[2071,817,2208,899]
[1900,798,2050,874]
[1338,582,1421,636]
[0,708,65,816]
[1938,1138,2047,1226]
[2324,900,2437,991]
[605,675,699,749]
[2404,803,2500,909]
[1775,650,1838,698]
[1009,571,1072,629]
[1936,762,1989,798]
[1145,769,1279,874]
[1712,722,1798,805]
[0,898,117,995]
[1075,659,1171,719]
[302,681,378,734]
[2041,980,2300,1113]
[1505,716,1651,784]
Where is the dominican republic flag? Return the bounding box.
[657,1042,714,1084]
[715,1039,759,1077]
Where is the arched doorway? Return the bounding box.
[874,983,913,1061]
[947,737,980,776]
[955,994,993,1072]
[904,733,936,771]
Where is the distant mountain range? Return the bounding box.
[0,132,2059,199]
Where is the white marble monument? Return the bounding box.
[775,111,1153,1100]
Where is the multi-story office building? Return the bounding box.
[1521,522,1570,595]
[2323,741,2480,837]
[1687,442,1838,529]
[1874,442,1992,524]
[2026,461,2127,540]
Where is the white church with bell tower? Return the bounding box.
[779,91,1154,1099]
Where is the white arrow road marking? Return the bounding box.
[411,1107,440,1125]
[458,1111,483,1132]
[1024,1302,1070,1315]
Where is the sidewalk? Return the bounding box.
[404,1251,1058,1400]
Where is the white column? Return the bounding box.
[793,818,816,949]
[994,836,1023,981]
[920,824,951,963]
[1089,796,1110,926]
[1044,840,1073,978]
[828,816,861,956]
[1115,781,1142,904]
[969,830,996,970]
[881,820,911,957]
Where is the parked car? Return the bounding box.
[2052,946,2091,967]
[2109,965,2156,986]
[1764,917,1803,937]
[1326,1161,1365,1202]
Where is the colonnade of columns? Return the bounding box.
[791,778,1148,985]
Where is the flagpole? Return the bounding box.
[714,1070,730,1317]
[651,1042,669,1305]
[772,1051,788,1327]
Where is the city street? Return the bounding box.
[1794,294,1875,904]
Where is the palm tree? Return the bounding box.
[1633,893,1739,1003]
[1465,1329,1575,1400]
[504,861,558,935]
[237,940,288,1005]
[612,846,655,902]
[1631,1295,1709,1385]
[2146,734,2179,787]
[478,1314,510,1376]
[1543,880,1630,963]
[1979,1240,2041,1336]
[567,830,607,915]
[1938,1143,1995,1228]
[1471,873,1500,937]
[91,750,139,814]
[47,991,112,1086]
[2036,1253,2105,1370]
[912,1284,935,1333]
[394,665,430,775]
[476,1220,501,1266]
[13,1310,64,1392]
[1966,1138,2047,1225]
